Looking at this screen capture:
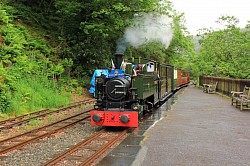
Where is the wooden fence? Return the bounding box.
[199,76,250,96]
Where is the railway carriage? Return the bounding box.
[90,54,189,128]
[175,69,190,90]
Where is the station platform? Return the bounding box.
[99,86,250,166]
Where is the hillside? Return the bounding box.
[0,2,84,116]
[0,1,195,116]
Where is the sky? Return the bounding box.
[172,0,250,35]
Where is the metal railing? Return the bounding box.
[199,76,250,96]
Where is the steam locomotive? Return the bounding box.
[90,54,190,127]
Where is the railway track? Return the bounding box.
[0,99,95,131]
[0,101,161,165]
[43,129,129,166]
[0,110,91,155]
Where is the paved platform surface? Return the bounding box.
[132,86,250,166]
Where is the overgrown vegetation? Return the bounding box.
[0,3,74,115]
[192,16,250,79]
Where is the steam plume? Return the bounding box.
[116,13,173,54]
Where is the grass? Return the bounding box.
[47,114,53,121]
[7,76,72,116]
[28,119,40,126]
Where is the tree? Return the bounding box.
[167,12,195,67]
[196,16,250,79]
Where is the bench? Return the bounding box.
[203,82,217,94]
[231,86,250,111]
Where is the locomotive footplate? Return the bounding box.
[90,110,138,127]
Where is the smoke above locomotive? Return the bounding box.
[116,12,173,54]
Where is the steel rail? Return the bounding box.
[43,130,106,166]
[0,109,50,125]
[0,99,95,130]
[0,111,90,155]
[80,129,128,166]
[43,129,129,166]
[0,111,90,144]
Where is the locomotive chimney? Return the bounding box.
[115,53,123,69]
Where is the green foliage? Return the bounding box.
[166,11,196,75]
[47,114,53,121]
[55,1,81,17]
[196,16,250,79]
[28,119,40,126]
[8,76,71,115]
[2,0,191,74]
[3,0,185,77]
[0,61,15,113]
[126,42,167,62]
[0,84,11,113]
[0,3,76,114]
[53,0,174,74]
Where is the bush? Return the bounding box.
[0,87,11,113]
